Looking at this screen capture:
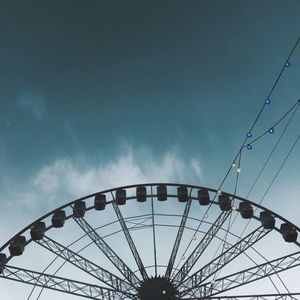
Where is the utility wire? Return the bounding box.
[218,37,300,192]
[243,99,300,148]
[174,37,300,277]
[246,101,300,199]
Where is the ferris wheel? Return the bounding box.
[1,183,300,299]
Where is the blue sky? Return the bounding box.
[0,1,300,298]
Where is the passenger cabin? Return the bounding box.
[30,222,46,240]
[280,223,298,242]
[94,194,106,210]
[9,236,26,256]
[198,189,210,206]
[218,194,231,211]
[177,186,188,202]
[157,185,167,201]
[73,201,86,218]
[0,253,7,273]
[51,210,66,228]
[116,189,126,205]
[239,202,253,219]
[260,211,275,229]
[136,186,147,202]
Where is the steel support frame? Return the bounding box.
[36,236,135,296]
[187,251,300,298]
[0,265,132,300]
[180,226,270,295]
[74,216,141,286]
[112,199,148,280]
[186,293,300,300]
[165,196,192,279]
[172,210,231,285]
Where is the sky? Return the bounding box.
[0,1,300,299]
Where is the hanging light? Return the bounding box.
[285,61,291,67]
[268,127,275,134]
[246,132,252,138]
[247,144,252,150]
[265,99,271,105]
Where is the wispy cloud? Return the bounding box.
[31,147,204,204]
[17,92,46,119]
[0,146,204,243]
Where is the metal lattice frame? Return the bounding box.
[0,183,300,300]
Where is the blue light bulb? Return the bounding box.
[265,99,271,105]
[285,61,291,67]
[268,127,275,134]
[246,132,252,138]
[247,144,252,150]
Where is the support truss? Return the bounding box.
[0,265,132,300]
[74,217,141,286]
[124,215,152,232]
[186,251,300,298]
[188,293,300,299]
[172,210,231,285]
[165,197,192,279]
[36,236,135,295]
[112,200,148,280]
[180,226,270,295]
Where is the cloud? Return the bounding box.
[31,147,204,205]
[0,146,204,242]
[17,92,46,119]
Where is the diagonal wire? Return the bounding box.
[175,38,300,272]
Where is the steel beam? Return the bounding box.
[180,226,270,295]
[0,265,132,300]
[172,210,231,285]
[112,198,148,280]
[36,236,135,295]
[186,292,300,299]
[185,251,300,298]
[74,217,141,287]
[165,197,192,279]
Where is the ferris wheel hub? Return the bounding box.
[138,276,179,300]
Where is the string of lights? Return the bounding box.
[208,102,300,295]
[175,36,300,280]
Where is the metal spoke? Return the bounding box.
[165,192,192,279]
[180,226,270,295]
[1,265,132,300]
[73,216,141,287]
[172,210,231,285]
[151,186,158,277]
[112,193,148,280]
[36,235,135,295]
[185,251,300,298]
[190,293,300,299]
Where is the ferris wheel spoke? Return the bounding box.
[35,235,135,295]
[172,210,232,285]
[0,264,132,300]
[112,198,148,280]
[73,216,141,286]
[182,251,300,298]
[196,292,300,299]
[179,226,270,295]
[165,194,193,279]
